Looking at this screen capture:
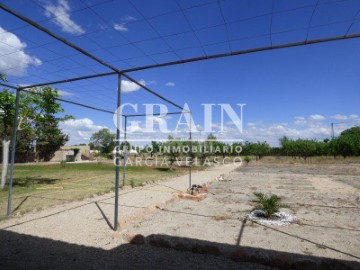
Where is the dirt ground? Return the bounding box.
[123,162,360,269]
[1,161,359,269]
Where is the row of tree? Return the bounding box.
[279,127,360,159]
[89,126,360,164]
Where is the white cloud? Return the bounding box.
[331,114,359,121]
[0,27,42,76]
[309,114,325,122]
[146,80,157,85]
[60,118,106,145]
[121,79,146,93]
[44,0,85,35]
[122,15,136,22]
[58,90,74,97]
[113,23,128,32]
[198,113,356,146]
[294,116,306,126]
[113,16,136,32]
[165,82,175,87]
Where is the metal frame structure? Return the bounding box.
[1,2,360,230]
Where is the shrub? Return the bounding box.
[253,192,282,218]
[244,156,251,164]
[130,180,135,188]
[60,160,67,168]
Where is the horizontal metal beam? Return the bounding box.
[0,82,17,90]
[18,72,117,90]
[20,88,114,114]
[0,3,120,73]
[123,111,186,117]
[122,73,188,112]
[122,33,360,73]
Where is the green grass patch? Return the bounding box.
[0,162,199,219]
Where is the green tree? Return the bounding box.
[250,141,270,160]
[0,88,16,188]
[120,141,131,151]
[31,87,71,161]
[296,139,317,161]
[89,128,115,157]
[1,76,71,188]
[162,136,182,169]
[330,127,360,158]
[150,141,161,157]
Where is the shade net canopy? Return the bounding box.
[0,0,360,94]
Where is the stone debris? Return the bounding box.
[246,210,296,226]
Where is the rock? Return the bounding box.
[292,259,317,270]
[148,236,171,249]
[129,234,145,245]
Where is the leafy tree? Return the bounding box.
[0,88,16,188]
[30,87,71,161]
[196,134,217,165]
[315,141,330,156]
[1,76,71,188]
[231,142,243,156]
[296,139,317,161]
[120,141,131,151]
[162,135,182,169]
[0,73,6,82]
[89,128,115,156]
[150,141,160,157]
[279,136,291,156]
[280,137,318,161]
[250,141,270,160]
[330,127,360,158]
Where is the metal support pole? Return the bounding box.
[122,116,127,187]
[114,73,122,231]
[189,112,192,189]
[331,123,335,139]
[7,89,20,216]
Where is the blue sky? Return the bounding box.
[1,0,360,145]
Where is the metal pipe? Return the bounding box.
[20,88,114,114]
[122,33,360,73]
[18,72,116,90]
[122,73,187,112]
[123,111,188,118]
[0,82,17,90]
[189,112,192,189]
[6,89,20,216]
[122,116,127,188]
[114,73,122,231]
[0,3,121,73]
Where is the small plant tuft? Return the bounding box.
[253,192,282,218]
[60,160,67,168]
[244,156,251,165]
[130,180,135,188]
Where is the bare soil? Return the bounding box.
[1,161,359,269]
[123,162,360,269]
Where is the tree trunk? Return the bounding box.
[1,139,10,189]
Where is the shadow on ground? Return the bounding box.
[0,230,358,270]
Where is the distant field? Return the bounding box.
[0,162,196,219]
